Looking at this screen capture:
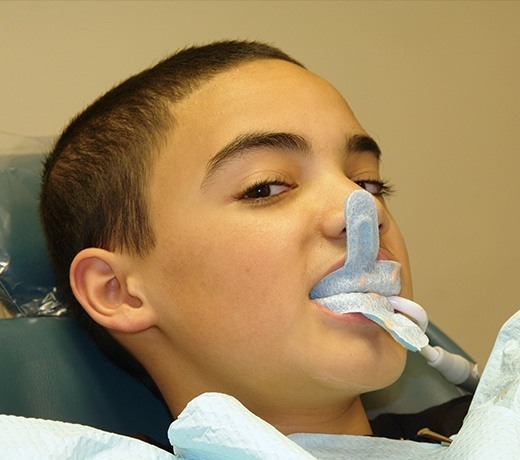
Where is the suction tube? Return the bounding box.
[388,296,480,394]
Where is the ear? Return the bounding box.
[70,248,157,333]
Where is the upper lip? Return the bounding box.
[327,255,346,275]
[377,247,396,261]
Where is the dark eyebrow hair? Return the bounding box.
[202,131,381,187]
[203,132,310,185]
[347,134,381,159]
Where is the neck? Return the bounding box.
[144,337,373,437]
[257,396,372,436]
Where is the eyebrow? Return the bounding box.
[202,131,381,185]
[203,132,310,185]
[347,134,381,159]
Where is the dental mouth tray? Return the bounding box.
[310,190,428,352]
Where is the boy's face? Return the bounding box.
[136,60,412,416]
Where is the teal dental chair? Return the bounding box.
[0,151,471,447]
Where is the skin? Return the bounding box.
[71,59,413,436]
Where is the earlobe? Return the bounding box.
[70,248,156,333]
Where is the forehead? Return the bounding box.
[152,59,365,195]
[173,59,356,133]
[172,60,361,145]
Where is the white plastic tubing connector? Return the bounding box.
[388,296,480,394]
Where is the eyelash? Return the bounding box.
[354,179,395,198]
[236,177,394,206]
[236,176,294,205]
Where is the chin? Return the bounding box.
[316,338,407,394]
[375,340,407,389]
[358,333,408,392]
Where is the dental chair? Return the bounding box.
[0,150,472,448]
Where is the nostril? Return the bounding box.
[320,205,348,239]
[378,219,390,234]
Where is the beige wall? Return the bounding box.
[1,0,519,367]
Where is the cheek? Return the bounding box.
[149,216,307,342]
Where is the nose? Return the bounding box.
[320,185,390,240]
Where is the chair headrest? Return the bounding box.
[0,135,58,316]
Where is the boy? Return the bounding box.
[40,41,465,449]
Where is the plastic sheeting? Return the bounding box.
[0,134,65,316]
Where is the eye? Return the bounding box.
[237,178,295,203]
[354,179,394,197]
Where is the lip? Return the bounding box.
[326,255,346,275]
[313,300,377,327]
[377,247,396,261]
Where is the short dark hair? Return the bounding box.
[40,41,303,392]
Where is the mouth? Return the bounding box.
[312,299,382,326]
[311,294,429,352]
[324,255,346,277]
[377,247,395,261]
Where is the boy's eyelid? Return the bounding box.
[236,175,296,201]
[354,178,394,197]
[202,132,310,190]
[344,153,381,179]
